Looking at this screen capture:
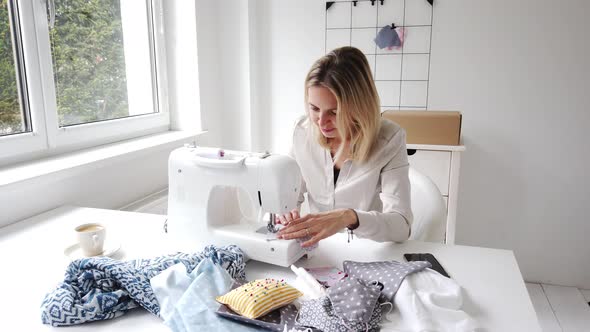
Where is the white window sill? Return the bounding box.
[120,188,169,214]
[0,130,204,189]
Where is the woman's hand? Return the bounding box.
[277,209,358,247]
[276,208,300,226]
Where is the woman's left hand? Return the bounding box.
[277,208,357,248]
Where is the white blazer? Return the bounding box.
[290,116,412,243]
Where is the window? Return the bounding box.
[0,0,27,136]
[0,0,168,164]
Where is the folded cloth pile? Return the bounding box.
[297,287,384,332]
[342,260,432,302]
[381,268,480,332]
[151,261,302,332]
[296,260,431,332]
[40,245,245,326]
[152,258,260,332]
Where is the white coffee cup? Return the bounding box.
[75,223,106,256]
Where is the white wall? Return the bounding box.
[265,1,326,154]
[0,145,175,226]
[427,0,590,288]
[165,0,202,132]
[247,0,273,152]
[194,0,325,153]
[194,0,258,150]
[198,0,589,288]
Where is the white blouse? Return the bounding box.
[290,116,413,243]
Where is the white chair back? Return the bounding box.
[408,167,447,242]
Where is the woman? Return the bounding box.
[277,46,412,247]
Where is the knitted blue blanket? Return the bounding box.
[41,245,246,326]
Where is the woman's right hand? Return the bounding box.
[276,208,300,226]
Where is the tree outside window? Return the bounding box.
[0,0,22,135]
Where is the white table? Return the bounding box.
[0,206,541,331]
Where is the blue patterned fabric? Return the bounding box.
[41,245,246,326]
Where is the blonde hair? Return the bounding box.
[304,46,381,163]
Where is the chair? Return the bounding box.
[408,167,447,243]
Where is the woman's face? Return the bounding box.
[308,86,339,139]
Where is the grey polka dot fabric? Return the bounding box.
[343,260,431,302]
[296,296,382,332]
[215,280,298,331]
[327,278,381,324]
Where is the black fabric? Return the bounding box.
[334,166,340,185]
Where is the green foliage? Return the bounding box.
[0,0,21,135]
[51,0,129,126]
[0,0,130,135]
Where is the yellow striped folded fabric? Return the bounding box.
[216,278,302,319]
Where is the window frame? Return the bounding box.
[0,0,48,161]
[0,0,169,165]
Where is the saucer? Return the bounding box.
[64,240,121,260]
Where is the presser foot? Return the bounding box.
[267,213,279,233]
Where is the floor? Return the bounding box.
[526,283,590,331]
[125,193,590,331]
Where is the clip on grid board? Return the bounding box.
[325,0,433,111]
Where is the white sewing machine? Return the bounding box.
[166,145,308,267]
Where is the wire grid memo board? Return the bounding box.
[325,0,434,111]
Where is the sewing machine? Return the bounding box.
[166,145,307,267]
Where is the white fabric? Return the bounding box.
[290,117,413,242]
[290,265,327,301]
[381,269,480,332]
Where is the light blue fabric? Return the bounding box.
[155,258,258,332]
[150,263,193,321]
